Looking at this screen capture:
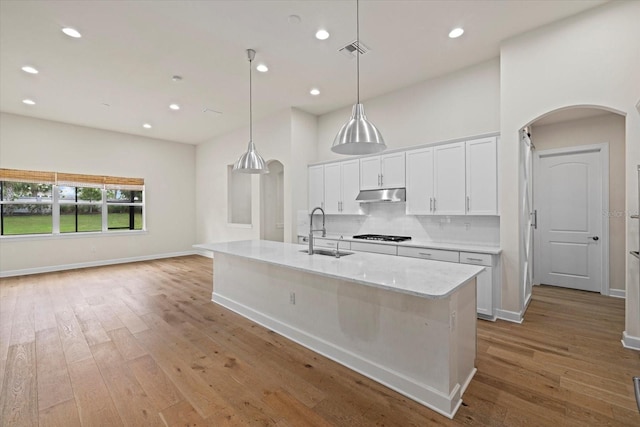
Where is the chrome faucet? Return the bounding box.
[308,206,326,255]
[335,235,344,258]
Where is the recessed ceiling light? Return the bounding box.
[62,27,82,38]
[171,75,183,82]
[310,88,320,96]
[256,64,268,73]
[448,28,464,39]
[315,29,330,40]
[142,123,152,129]
[22,99,36,105]
[21,66,39,74]
[169,103,180,110]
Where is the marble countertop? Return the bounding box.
[305,234,502,255]
[194,240,484,299]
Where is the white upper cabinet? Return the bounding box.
[323,160,362,215]
[434,142,466,215]
[406,147,434,215]
[308,164,324,212]
[360,152,406,190]
[465,137,498,215]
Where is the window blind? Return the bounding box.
[0,168,143,189]
[0,168,56,184]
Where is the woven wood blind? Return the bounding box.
[56,172,105,188]
[0,168,56,184]
[0,168,144,189]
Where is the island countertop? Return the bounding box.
[194,240,484,299]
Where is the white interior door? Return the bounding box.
[535,148,604,292]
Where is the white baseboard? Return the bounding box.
[0,250,197,278]
[608,288,626,299]
[212,292,470,419]
[621,331,640,351]
[495,308,524,324]
[194,250,214,259]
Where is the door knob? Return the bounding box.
[588,236,599,241]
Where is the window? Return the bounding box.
[0,168,145,236]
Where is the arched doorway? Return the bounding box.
[519,106,626,315]
[260,160,284,242]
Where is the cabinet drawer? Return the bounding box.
[313,238,351,250]
[397,246,459,262]
[459,252,492,266]
[350,241,397,255]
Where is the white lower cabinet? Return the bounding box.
[474,267,493,318]
[397,246,459,262]
[350,241,397,255]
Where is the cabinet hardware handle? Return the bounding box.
[381,173,384,187]
[430,197,433,212]
[418,252,432,257]
[433,198,436,212]
[466,257,483,262]
[466,196,470,212]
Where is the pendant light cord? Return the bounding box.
[249,53,253,144]
[356,0,360,104]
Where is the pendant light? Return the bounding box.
[233,49,268,174]
[331,0,386,155]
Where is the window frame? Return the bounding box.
[0,169,145,238]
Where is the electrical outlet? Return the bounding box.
[289,292,296,305]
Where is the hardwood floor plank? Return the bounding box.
[108,327,148,361]
[67,356,123,426]
[127,354,182,411]
[55,306,93,364]
[35,327,74,411]
[39,399,82,427]
[91,341,164,426]
[0,342,37,426]
[1,256,637,427]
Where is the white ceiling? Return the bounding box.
[0,0,608,145]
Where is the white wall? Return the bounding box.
[196,108,318,246]
[0,113,196,274]
[317,58,500,162]
[500,1,640,339]
[531,113,626,292]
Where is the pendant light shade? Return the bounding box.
[331,0,386,155]
[233,49,268,174]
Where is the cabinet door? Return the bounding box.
[466,137,498,215]
[406,148,434,215]
[308,165,324,211]
[475,266,493,317]
[341,160,362,214]
[360,156,381,190]
[381,152,406,188]
[323,163,342,214]
[434,142,466,215]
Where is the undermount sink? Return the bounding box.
[299,249,354,257]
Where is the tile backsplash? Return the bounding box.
[298,203,499,246]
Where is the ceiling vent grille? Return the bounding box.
[338,40,370,59]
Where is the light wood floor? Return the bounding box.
[1,255,638,426]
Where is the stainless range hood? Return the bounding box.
[356,188,405,203]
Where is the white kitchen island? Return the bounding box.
[194,240,483,418]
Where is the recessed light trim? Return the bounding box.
[142,123,152,129]
[310,88,320,96]
[62,27,82,38]
[169,103,180,111]
[448,27,464,39]
[315,29,330,40]
[256,64,268,73]
[22,99,36,105]
[21,66,39,74]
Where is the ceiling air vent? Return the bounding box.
[338,40,370,59]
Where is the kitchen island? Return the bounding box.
[194,240,483,418]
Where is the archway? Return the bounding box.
[260,160,284,242]
[519,105,626,316]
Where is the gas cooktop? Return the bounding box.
[352,234,411,242]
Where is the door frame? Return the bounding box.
[533,142,610,295]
